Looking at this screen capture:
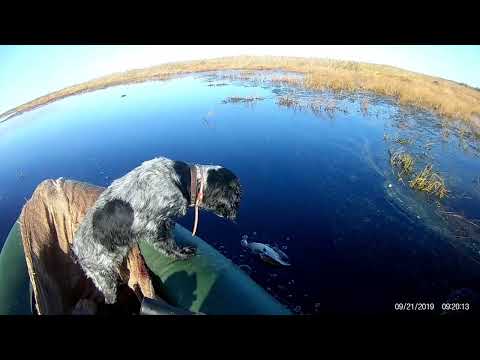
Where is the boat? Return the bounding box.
[0,220,291,315]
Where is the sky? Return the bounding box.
[0,45,479,115]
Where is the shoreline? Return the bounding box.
[1,56,479,128]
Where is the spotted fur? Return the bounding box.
[72,157,241,304]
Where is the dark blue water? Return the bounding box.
[1,71,480,315]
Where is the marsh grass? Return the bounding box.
[390,151,415,179]
[271,76,303,87]
[276,95,348,118]
[276,95,301,110]
[207,83,228,87]
[310,98,347,118]
[2,56,480,127]
[360,99,369,116]
[409,164,449,199]
[395,138,413,145]
[222,96,264,105]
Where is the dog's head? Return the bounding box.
[202,166,242,221]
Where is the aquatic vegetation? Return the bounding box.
[271,76,303,87]
[276,95,301,110]
[361,98,369,116]
[207,83,228,87]
[390,151,415,178]
[216,72,255,82]
[409,164,449,199]
[240,70,256,76]
[395,138,412,145]
[424,142,435,150]
[276,95,348,118]
[222,96,264,104]
[309,98,347,118]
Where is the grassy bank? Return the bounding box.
[1,56,479,127]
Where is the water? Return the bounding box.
[1,71,480,315]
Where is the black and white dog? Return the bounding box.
[72,157,242,304]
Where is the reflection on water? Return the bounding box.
[1,70,480,315]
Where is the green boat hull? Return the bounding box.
[0,221,291,315]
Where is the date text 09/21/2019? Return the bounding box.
[394,303,470,311]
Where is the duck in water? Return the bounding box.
[241,235,290,266]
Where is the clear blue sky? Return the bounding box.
[0,45,479,115]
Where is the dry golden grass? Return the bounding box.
[390,151,415,178]
[409,164,449,199]
[2,56,480,126]
[271,76,303,87]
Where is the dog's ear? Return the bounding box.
[203,167,241,220]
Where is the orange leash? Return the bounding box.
[191,170,205,237]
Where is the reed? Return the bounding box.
[222,96,264,104]
[395,138,412,145]
[409,164,449,199]
[390,151,415,178]
[276,95,301,109]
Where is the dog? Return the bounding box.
[72,157,242,304]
